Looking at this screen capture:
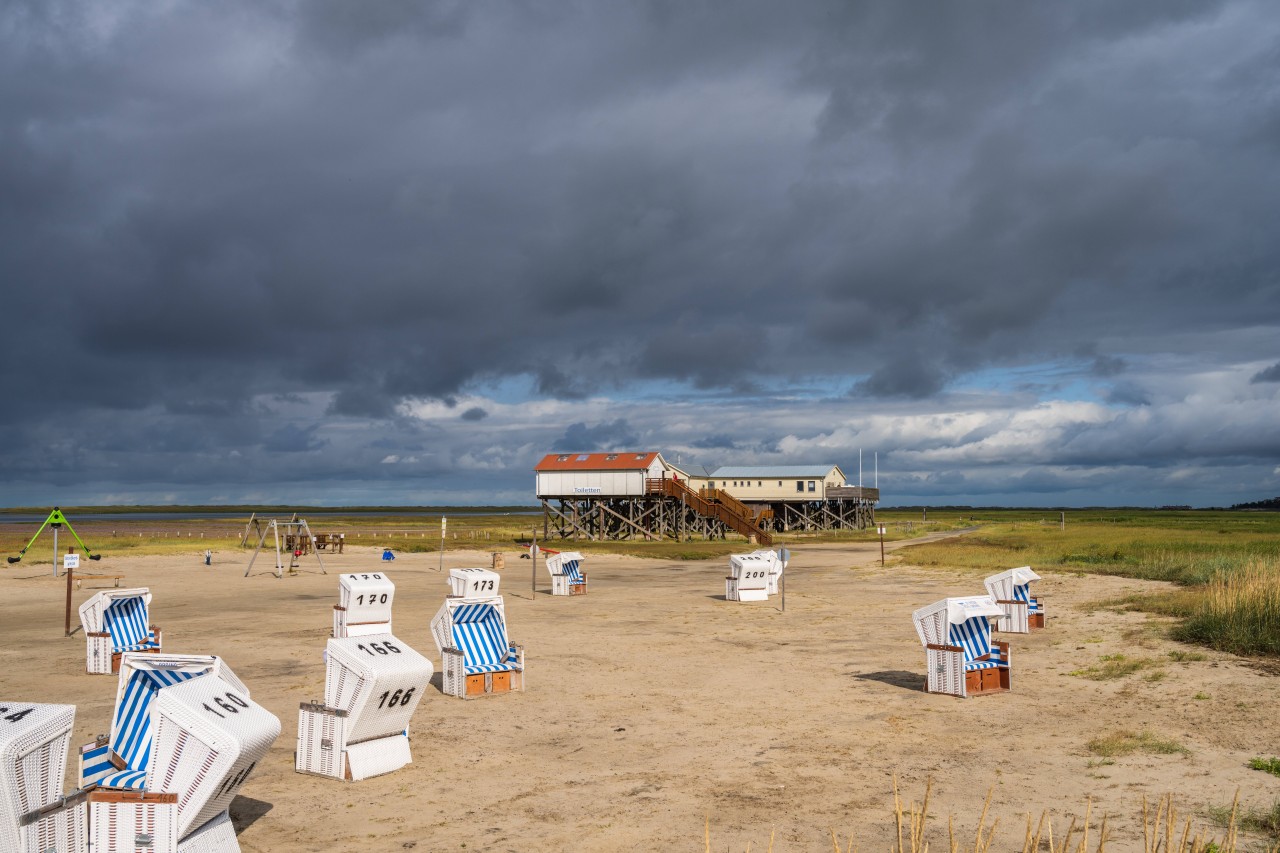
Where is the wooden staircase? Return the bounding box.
[645,478,772,546]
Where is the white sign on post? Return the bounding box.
[63,553,80,571]
[877,526,887,535]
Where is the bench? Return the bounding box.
[74,574,125,589]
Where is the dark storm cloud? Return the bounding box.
[1,0,1278,504]
[1252,363,1280,383]
[551,419,641,453]
[459,407,488,422]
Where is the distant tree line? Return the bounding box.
[1231,497,1280,510]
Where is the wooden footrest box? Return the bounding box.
[464,670,521,698]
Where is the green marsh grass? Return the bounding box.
[894,511,1280,656]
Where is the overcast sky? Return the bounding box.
[2,1,1278,508]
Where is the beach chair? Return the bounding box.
[725,553,772,601]
[912,597,1011,698]
[333,572,395,638]
[447,567,500,599]
[751,548,788,595]
[544,551,587,596]
[1,701,89,853]
[78,654,279,852]
[296,634,434,781]
[430,596,524,699]
[984,566,1044,632]
[78,588,163,675]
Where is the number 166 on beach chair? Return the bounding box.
[296,634,434,781]
[912,597,1011,698]
[78,588,162,675]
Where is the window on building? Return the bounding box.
[796,480,804,492]
[808,480,816,492]
[576,454,590,461]
[708,481,715,489]
[556,455,570,462]
[778,481,782,487]
[757,481,762,487]
[605,454,618,461]
[635,454,646,459]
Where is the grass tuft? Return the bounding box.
[1087,730,1190,757]
[1249,757,1280,778]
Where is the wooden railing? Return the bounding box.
[646,478,772,546]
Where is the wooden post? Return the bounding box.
[438,516,446,572]
[531,530,537,599]
[64,547,75,637]
[1061,511,1065,531]
[781,570,785,613]
[879,524,886,566]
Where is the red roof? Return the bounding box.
[534,452,661,472]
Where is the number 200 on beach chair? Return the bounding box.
[78,588,163,675]
[430,595,524,699]
[725,553,772,602]
[984,566,1044,633]
[912,597,1011,698]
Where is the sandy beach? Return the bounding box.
[4,536,1278,851]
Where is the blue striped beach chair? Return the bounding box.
[78,654,276,852]
[78,588,162,674]
[79,655,244,790]
[545,551,587,596]
[430,596,524,699]
[984,567,1045,633]
[912,597,1010,698]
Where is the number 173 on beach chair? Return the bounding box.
[78,589,162,675]
[912,597,1011,698]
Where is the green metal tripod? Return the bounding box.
[6,506,102,565]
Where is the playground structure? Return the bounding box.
[243,516,327,578]
[5,507,101,572]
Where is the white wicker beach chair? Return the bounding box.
[429,596,524,699]
[447,567,501,599]
[984,566,1044,633]
[725,553,772,602]
[1,701,89,853]
[148,674,280,847]
[544,551,587,596]
[77,654,278,852]
[78,589,163,675]
[333,572,395,638]
[296,633,434,781]
[912,597,1010,698]
[750,548,788,595]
